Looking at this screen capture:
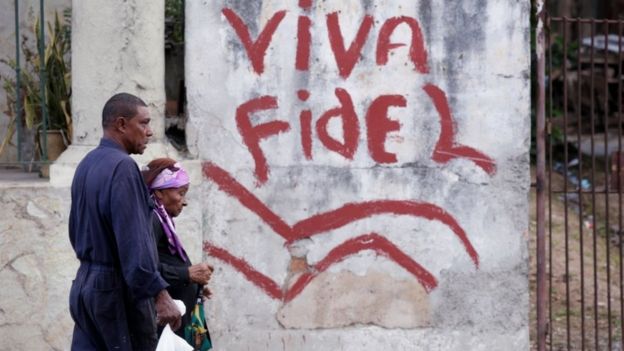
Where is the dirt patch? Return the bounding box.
[530,167,624,350]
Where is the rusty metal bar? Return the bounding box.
[544,15,624,350]
[552,190,624,194]
[547,17,554,350]
[602,21,612,351]
[576,19,586,351]
[617,21,624,350]
[589,19,599,351]
[551,189,624,194]
[14,0,22,163]
[536,1,548,349]
[38,0,48,161]
[562,17,572,350]
[551,17,624,24]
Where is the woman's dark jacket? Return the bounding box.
[151,213,199,337]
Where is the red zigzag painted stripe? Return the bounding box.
[202,162,479,301]
[205,233,438,302]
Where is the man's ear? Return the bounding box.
[113,116,128,132]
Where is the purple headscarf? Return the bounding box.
[149,163,190,262]
[150,163,190,190]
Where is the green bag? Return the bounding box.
[184,298,212,351]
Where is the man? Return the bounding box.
[69,93,181,350]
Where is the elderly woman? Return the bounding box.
[142,158,213,346]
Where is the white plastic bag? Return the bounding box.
[173,299,186,316]
[155,325,193,351]
[155,299,192,351]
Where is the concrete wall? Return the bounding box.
[187,0,530,349]
[0,185,74,351]
[0,0,530,350]
[0,0,184,349]
[0,173,203,351]
[0,0,71,164]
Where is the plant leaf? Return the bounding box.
[0,117,16,156]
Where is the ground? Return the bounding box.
[530,166,624,350]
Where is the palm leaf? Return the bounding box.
[60,100,72,141]
[0,117,16,157]
[0,9,72,159]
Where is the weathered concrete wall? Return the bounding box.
[1,0,530,349]
[0,0,71,164]
[187,0,530,349]
[0,166,204,350]
[0,0,188,349]
[0,185,74,351]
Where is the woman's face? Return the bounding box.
[155,185,189,217]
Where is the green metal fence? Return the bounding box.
[1,0,71,171]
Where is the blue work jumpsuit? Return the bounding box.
[68,138,168,350]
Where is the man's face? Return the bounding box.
[123,106,152,154]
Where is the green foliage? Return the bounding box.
[550,122,565,144]
[549,35,579,70]
[165,0,184,46]
[43,9,72,134]
[0,9,72,157]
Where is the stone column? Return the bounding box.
[51,0,179,186]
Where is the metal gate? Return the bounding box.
[536,9,624,351]
[0,0,71,172]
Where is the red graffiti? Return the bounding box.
[222,8,286,75]
[220,6,496,180]
[213,5,492,302]
[376,16,429,73]
[297,90,313,159]
[222,8,428,78]
[204,243,283,300]
[204,162,478,264]
[424,84,497,175]
[296,14,312,71]
[202,162,479,301]
[205,233,437,302]
[366,95,405,163]
[235,96,290,185]
[299,0,312,9]
[326,12,374,78]
[234,85,496,184]
[315,88,360,160]
[285,233,437,301]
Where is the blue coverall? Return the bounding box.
[68,138,168,350]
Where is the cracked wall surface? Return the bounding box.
[188,0,530,349]
[0,188,75,351]
[0,176,203,350]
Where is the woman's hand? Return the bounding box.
[188,263,213,285]
[201,286,212,301]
